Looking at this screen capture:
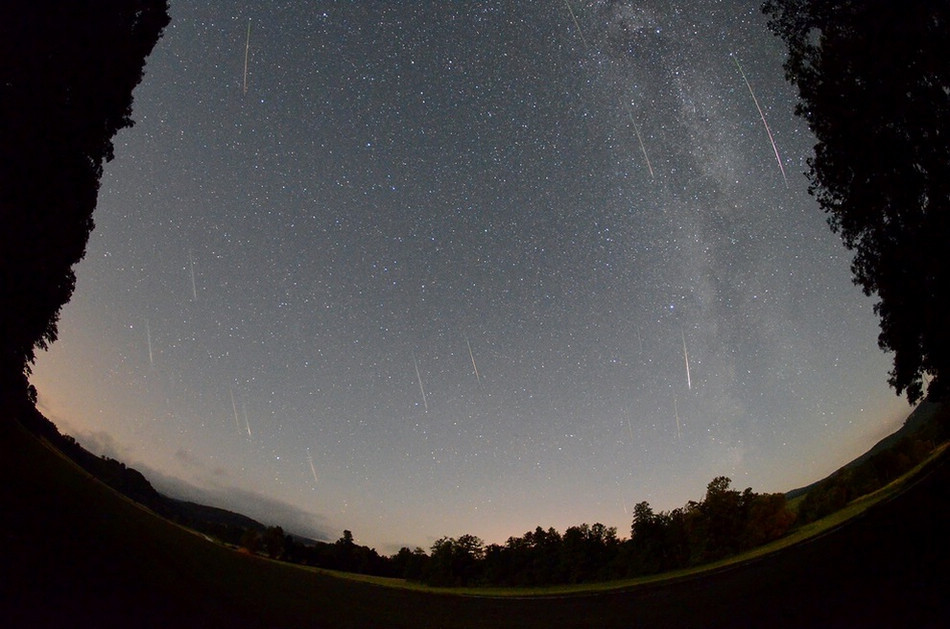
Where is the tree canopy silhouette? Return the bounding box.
[761,1,950,403]
[0,2,170,398]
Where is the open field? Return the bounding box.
[2,411,948,628]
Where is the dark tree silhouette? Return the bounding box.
[0,2,170,399]
[262,525,286,559]
[389,476,797,587]
[761,1,950,403]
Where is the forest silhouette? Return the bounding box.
[0,2,170,401]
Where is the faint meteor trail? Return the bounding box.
[562,0,588,48]
[188,252,197,301]
[673,395,682,439]
[145,320,153,366]
[464,334,481,384]
[306,448,318,483]
[681,330,692,390]
[230,387,241,431]
[732,55,789,188]
[243,20,251,95]
[559,2,657,183]
[626,415,635,442]
[412,355,428,412]
[623,101,655,179]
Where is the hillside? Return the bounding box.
[2,397,950,627]
[11,399,300,543]
[787,397,946,500]
[786,397,948,510]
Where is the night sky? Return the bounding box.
[31,1,910,552]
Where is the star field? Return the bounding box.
[31,1,909,551]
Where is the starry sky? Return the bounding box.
[31,0,911,552]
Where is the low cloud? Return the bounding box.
[69,428,127,462]
[141,465,333,542]
[31,407,334,542]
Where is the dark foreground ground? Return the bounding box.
[1,413,947,628]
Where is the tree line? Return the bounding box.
[231,476,795,587]
[15,388,944,589]
[383,477,794,587]
[264,407,946,588]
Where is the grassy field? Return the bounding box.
[3,408,948,627]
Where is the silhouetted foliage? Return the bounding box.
[240,529,263,554]
[789,397,949,524]
[282,530,393,576]
[796,433,938,523]
[262,526,286,559]
[0,2,170,397]
[391,547,430,581]
[425,534,486,586]
[628,479,794,573]
[761,1,950,403]
[400,478,795,587]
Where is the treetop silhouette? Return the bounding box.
[762,1,950,403]
[0,2,170,398]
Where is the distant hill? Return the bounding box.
[783,396,947,526]
[11,398,320,546]
[786,396,947,501]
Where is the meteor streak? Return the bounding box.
[673,395,682,439]
[464,334,481,384]
[146,320,153,366]
[306,448,318,483]
[188,252,197,301]
[732,55,789,188]
[681,330,692,391]
[243,20,251,95]
[413,355,428,412]
[230,387,241,431]
[242,402,252,438]
[624,101,655,179]
[562,0,588,48]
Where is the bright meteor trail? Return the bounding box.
[242,401,252,438]
[733,55,789,188]
[682,330,692,391]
